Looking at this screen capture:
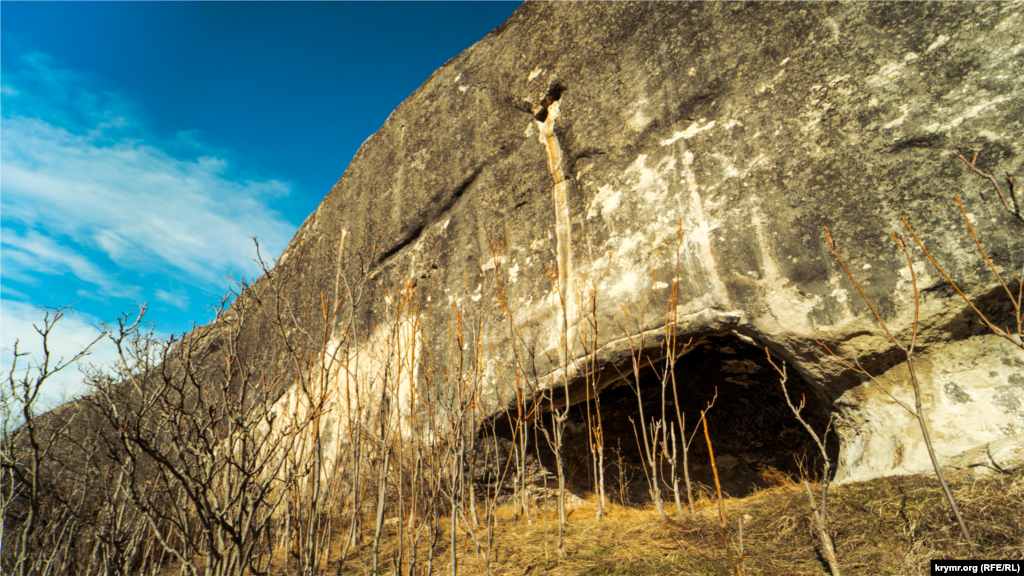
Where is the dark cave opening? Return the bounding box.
[481,334,840,503]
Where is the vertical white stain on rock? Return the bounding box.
[680,149,730,307]
[535,99,580,362]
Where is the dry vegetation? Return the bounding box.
[326,467,1023,576]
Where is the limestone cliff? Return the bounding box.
[226,1,1024,488]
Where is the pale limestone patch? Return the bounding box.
[866,62,907,87]
[831,288,849,304]
[627,100,652,132]
[837,334,1023,483]
[629,153,675,200]
[615,233,642,256]
[679,150,730,306]
[267,307,425,487]
[587,184,622,219]
[587,152,677,221]
[749,204,822,334]
[883,104,911,129]
[528,66,544,81]
[926,34,950,53]
[481,254,505,272]
[608,269,641,298]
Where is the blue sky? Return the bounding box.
[1,1,520,406]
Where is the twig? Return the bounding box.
[902,210,1022,351]
[702,411,739,576]
[955,147,1021,223]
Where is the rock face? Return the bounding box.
[231,2,1023,489]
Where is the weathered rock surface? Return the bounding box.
[228,2,1023,488]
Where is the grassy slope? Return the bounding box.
[325,468,1023,576]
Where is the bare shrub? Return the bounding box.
[766,349,840,576]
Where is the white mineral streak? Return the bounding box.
[331,228,348,309]
[535,99,581,368]
[660,119,716,146]
[680,150,730,306]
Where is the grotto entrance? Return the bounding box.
[481,333,840,504]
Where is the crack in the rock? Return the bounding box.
[533,83,566,123]
[376,165,484,266]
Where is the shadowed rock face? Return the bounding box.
[227,2,1023,485]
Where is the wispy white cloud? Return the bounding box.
[154,288,191,311]
[0,285,30,301]
[0,51,296,299]
[1,227,140,298]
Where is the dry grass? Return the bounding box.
[321,466,1023,576]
